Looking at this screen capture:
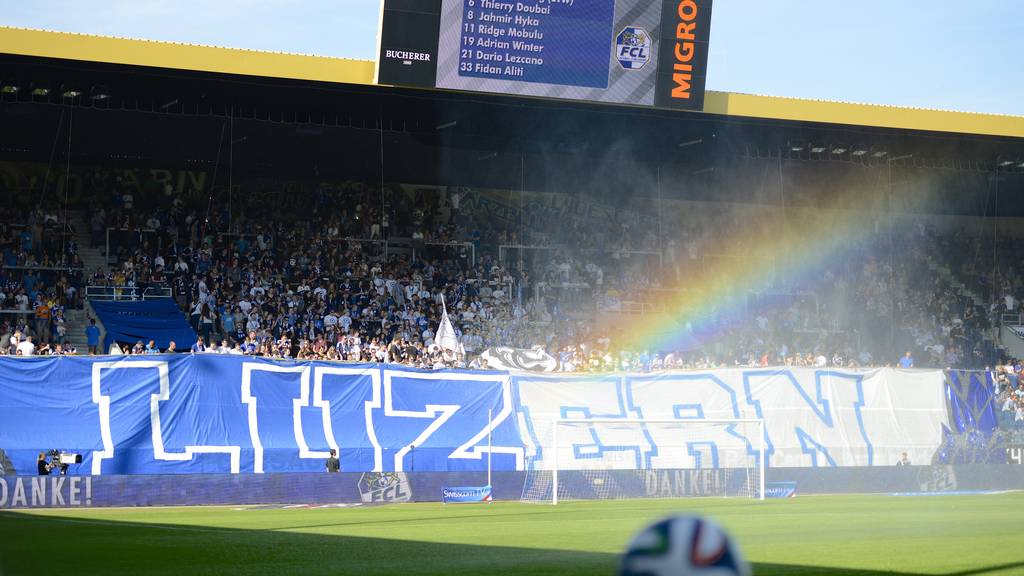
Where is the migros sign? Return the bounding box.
[670,0,700,100]
[656,0,713,111]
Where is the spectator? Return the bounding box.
[17,335,35,356]
[33,297,51,343]
[86,319,101,355]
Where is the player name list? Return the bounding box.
[455,0,612,88]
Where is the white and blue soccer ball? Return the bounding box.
[619,516,751,576]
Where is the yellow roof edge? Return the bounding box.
[2,26,1021,138]
[703,91,1024,139]
[0,26,376,86]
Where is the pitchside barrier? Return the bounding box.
[0,357,1007,506]
[3,466,1024,509]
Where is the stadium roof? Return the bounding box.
[2,26,1023,140]
[2,25,1022,215]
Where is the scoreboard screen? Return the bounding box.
[377,0,714,111]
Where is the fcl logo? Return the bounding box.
[358,472,413,503]
[616,26,651,70]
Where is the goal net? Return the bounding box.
[521,419,765,504]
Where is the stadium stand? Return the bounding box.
[0,32,1020,375]
[2,167,1015,373]
[0,193,85,356]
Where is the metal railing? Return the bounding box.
[497,243,560,266]
[86,285,173,301]
[424,241,476,266]
[614,300,666,315]
[581,248,664,268]
[2,265,84,272]
[498,244,666,285]
[105,227,160,265]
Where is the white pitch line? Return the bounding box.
[0,514,237,535]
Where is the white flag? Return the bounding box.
[435,295,463,354]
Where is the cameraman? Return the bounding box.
[37,452,53,475]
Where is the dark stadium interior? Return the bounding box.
[2,53,1023,210]
[2,51,1024,375]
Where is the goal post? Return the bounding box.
[522,418,766,505]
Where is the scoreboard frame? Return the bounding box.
[375,0,714,112]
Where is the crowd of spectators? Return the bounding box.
[0,199,85,354]
[80,179,527,369]
[0,167,1020,374]
[485,216,1004,371]
[995,362,1024,440]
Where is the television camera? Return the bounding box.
[47,449,82,475]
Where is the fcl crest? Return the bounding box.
[616,26,651,70]
[358,472,413,503]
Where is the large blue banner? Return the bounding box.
[0,357,959,476]
[7,465,1024,509]
[0,356,522,476]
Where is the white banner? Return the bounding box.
[481,346,558,372]
[513,368,949,468]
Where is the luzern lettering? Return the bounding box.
[671,0,699,100]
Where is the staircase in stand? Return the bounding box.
[70,211,109,278]
[67,210,108,353]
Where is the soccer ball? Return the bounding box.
[619,516,751,576]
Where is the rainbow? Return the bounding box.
[620,191,900,355]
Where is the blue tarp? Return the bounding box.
[90,299,197,352]
[937,371,1004,464]
[0,357,976,477]
[0,356,520,476]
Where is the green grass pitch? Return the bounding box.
[2,493,1023,575]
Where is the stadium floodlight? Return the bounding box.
[810,146,827,153]
[851,149,868,156]
[436,121,457,130]
[998,160,1015,167]
[872,150,888,158]
[90,85,111,100]
[831,147,847,155]
[31,88,50,96]
[62,90,81,98]
[521,418,766,505]
[789,144,804,152]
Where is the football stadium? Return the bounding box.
[1,2,1024,574]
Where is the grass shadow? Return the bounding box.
[0,511,1020,576]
